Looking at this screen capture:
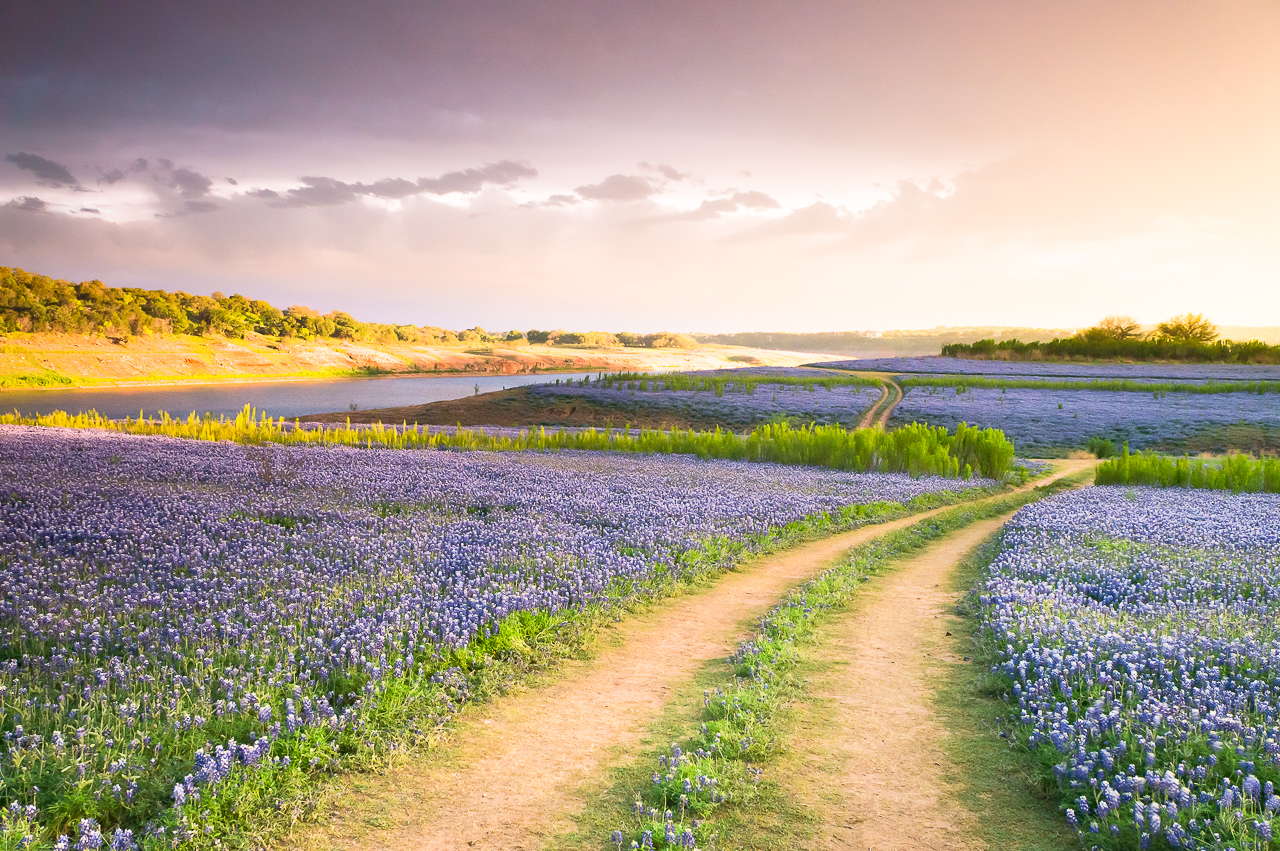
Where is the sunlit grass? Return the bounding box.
[0,405,1019,480]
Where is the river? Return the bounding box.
[0,371,619,419]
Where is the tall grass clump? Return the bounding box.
[1096,444,1280,493]
[0,407,1018,480]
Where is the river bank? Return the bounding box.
[0,331,828,390]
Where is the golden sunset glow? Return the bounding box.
[3,2,1278,331]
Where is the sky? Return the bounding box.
[2,1,1279,333]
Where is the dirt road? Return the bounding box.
[304,464,1087,851]
[800,512,1018,850]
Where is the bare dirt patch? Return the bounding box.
[799,514,1015,850]
[856,384,889,429]
[874,379,903,428]
[0,333,830,389]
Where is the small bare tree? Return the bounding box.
[1093,315,1142,340]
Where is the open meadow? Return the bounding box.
[3,339,1280,850]
[0,420,1009,849]
[6,4,1280,848]
[824,357,1280,456]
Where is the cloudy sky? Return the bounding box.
[2,1,1278,332]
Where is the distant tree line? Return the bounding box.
[0,266,695,349]
[696,328,1073,353]
[697,331,879,351]
[942,314,1280,363]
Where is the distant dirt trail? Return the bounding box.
[851,375,902,430]
[308,464,1088,851]
[857,383,890,429]
[874,378,903,428]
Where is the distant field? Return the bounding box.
[821,356,1280,454]
[822,355,1280,380]
[302,361,1280,454]
[889,384,1280,454]
[304,366,883,431]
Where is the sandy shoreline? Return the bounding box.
[1,332,834,392]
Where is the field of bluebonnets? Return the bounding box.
[889,384,1280,452]
[527,367,881,428]
[824,357,1280,381]
[981,486,1280,850]
[816,356,1280,452]
[0,424,995,850]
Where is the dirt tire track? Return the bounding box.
[308,510,955,851]
[802,514,1012,850]
[856,383,890,429]
[874,378,903,429]
[799,463,1090,850]
[306,465,1088,851]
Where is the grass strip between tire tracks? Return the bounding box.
[583,469,1091,851]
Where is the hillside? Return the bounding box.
[0,265,826,388]
[0,332,828,389]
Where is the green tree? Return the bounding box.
[1155,313,1217,343]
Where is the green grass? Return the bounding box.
[0,405,1020,480]
[561,472,1087,850]
[937,531,1078,851]
[0,369,75,389]
[1095,444,1280,493]
[900,375,1280,395]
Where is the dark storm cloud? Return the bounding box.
[168,167,214,199]
[5,153,80,188]
[99,158,148,185]
[6,196,48,212]
[416,161,537,194]
[575,174,656,202]
[257,161,537,208]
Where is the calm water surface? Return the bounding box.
[0,372,618,419]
